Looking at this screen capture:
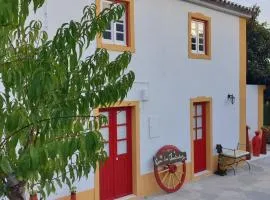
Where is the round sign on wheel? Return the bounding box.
[153,145,186,193]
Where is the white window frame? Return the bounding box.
[191,20,205,55]
[102,0,127,46]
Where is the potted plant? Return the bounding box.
[70,186,77,200]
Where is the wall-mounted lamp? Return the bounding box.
[227,94,235,104]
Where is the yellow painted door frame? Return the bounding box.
[190,97,213,180]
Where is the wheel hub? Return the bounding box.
[168,164,177,173]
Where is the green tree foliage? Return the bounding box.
[247,6,270,84]
[0,0,45,51]
[0,2,135,199]
[0,0,45,26]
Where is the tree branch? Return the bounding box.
[0,114,99,148]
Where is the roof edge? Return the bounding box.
[183,0,253,18]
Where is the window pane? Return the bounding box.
[118,10,126,21]
[197,129,202,139]
[117,110,126,124]
[116,23,124,32]
[193,129,196,140]
[114,3,126,21]
[199,38,204,44]
[193,106,196,116]
[191,29,196,36]
[100,127,109,142]
[191,21,196,29]
[190,19,207,55]
[105,24,112,31]
[116,33,124,41]
[199,33,204,38]
[198,22,204,31]
[193,117,196,129]
[196,105,202,115]
[199,45,204,52]
[117,140,127,155]
[117,126,127,140]
[104,143,109,156]
[103,31,112,40]
[192,44,196,50]
[197,117,202,128]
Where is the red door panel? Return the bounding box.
[99,110,115,200]
[114,108,132,198]
[100,107,132,200]
[193,103,206,173]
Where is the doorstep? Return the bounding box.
[115,194,138,200]
[193,170,212,181]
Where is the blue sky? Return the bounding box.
[231,0,270,24]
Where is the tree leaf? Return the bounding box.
[0,157,12,174]
[30,146,39,170]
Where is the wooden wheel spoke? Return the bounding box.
[174,172,181,183]
[171,173,175,189]
[176,171,183,181]
[165,173,169,188]
[161,171,169,184]
[158,168,169,174]
[168,174,172,188]
[176,170,183,175]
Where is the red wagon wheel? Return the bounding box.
[154,145,186,193]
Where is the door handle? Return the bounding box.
[116,157,118,161]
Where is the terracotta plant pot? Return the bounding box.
[71,192,76,200]
[30,194,38,200]
[252,131,262,157]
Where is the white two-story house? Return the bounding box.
[30,0,254,199]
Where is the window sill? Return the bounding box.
[97,42,135,53]
[188,52,211,60]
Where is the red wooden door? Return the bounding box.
[99,107,132,200]
[193,103,206,173]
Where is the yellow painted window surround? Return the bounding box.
[188,12,211,60]
[96,0,135,53]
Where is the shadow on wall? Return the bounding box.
[264,103,270,126]
[264,87,270,126]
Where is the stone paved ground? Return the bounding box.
[145,156,270,200]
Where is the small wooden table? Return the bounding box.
[218,148,251,175]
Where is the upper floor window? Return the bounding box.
[188,13,211,60]
[191,20,205,54]
[102,0,127,45]
[96,0,135,52]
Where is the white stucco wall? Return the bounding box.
[20,0,243,198]
[131,0,240,175]
[246,85,259,137]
